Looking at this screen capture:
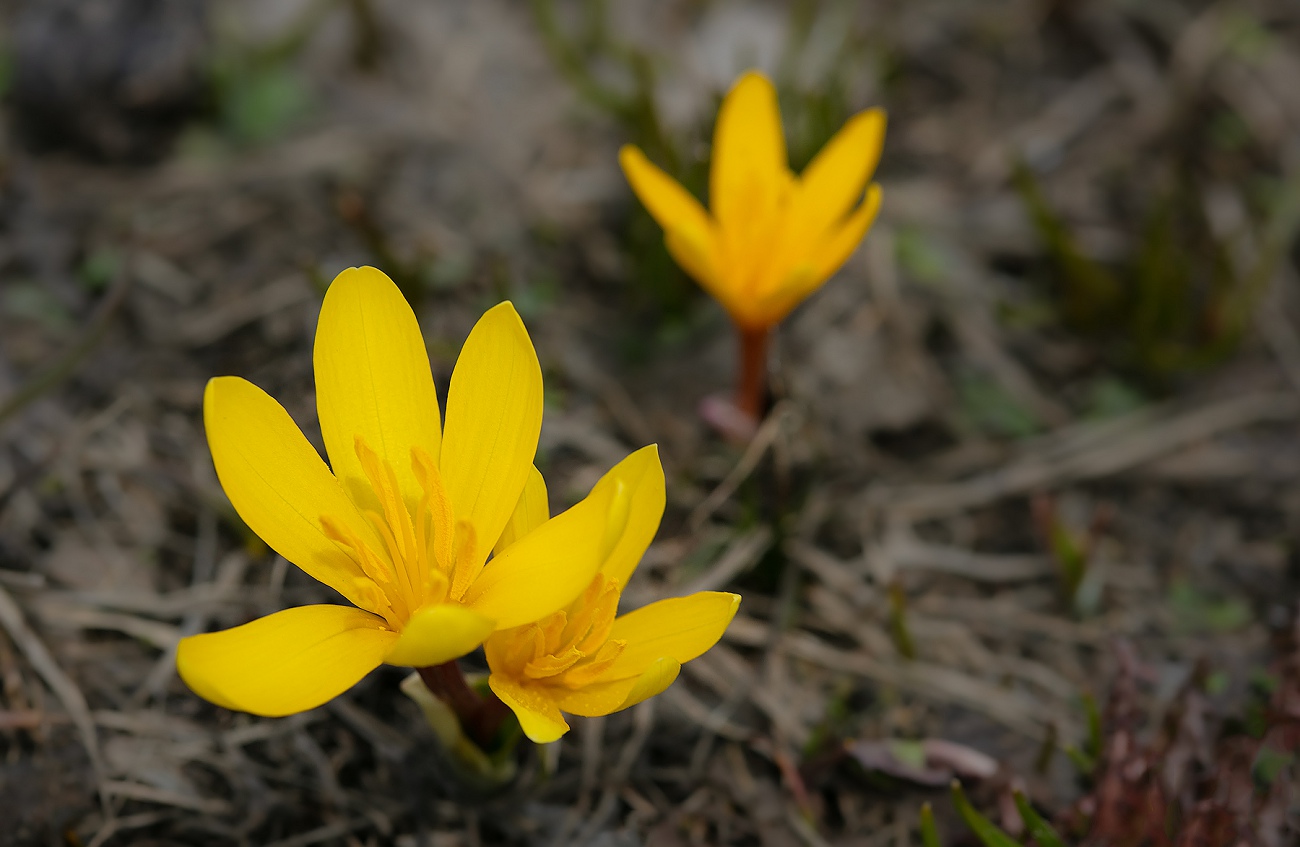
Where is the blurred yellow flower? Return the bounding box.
[178,268,622,717]
[484,445,740,743]
[620,70,884,332]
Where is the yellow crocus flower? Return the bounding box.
[483,445,740,743]
[620,70,885,331]
[620,71,885,424]
[178,267,626,717]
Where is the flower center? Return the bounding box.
[322,436,478,628]
[499,575,626,689]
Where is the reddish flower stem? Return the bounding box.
[735,323,771,423]
[416,660,512,749]
[417,661,480,723]
[472,690,514,745]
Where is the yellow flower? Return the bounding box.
[178,267,624,717]
[619,70,885,331]
[483,445,740,743]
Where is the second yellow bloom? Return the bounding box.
[620,70,885,331]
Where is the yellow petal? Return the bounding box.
[551,656,681,717]
[619,145,715,255]
[809,183,883,285]
[604,592,740,680]
[750,261,819,328]
[314,267,442,511]
[793,108,886,237]
[620,146,728,304]
[488,674,569,743]
[553,675,637,717]
[592,445,665,588]
[204,377,384,613]
[617,657,681,710]
[757,184,883,326]
[176,605,395,716]
[465,475,624,629]
[710,71,788,230]
[664,226,725,300]
[382,603,496,667]
[440,302,543,570]
[493,465,549,555]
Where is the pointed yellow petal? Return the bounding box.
[592,445,665,588]
[440,302,543,570]
[494,465,549,555]
[664,226,725,297]
[809,183,883,285]
[793,108,886,237]
[604,592,740,680]
[465,476,624,629]
[550,656,681,718]
[176,605,395,716]
[620,146,728,303]
[756,184,883,326]
[488,674,569,743]
[617,657,681,710]
[619,146,714,250]
[552,675,637,717]
[314,267,442,511]
[382,603,496,667]
[749,261,819,328]
[710,71,788,230]
[204,377,383,613]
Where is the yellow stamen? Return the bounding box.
[448,520,479,602]
[561,639,626,688]
[411,446,454,572]
[524,648,583,679]
[354,437,421,601]
[539,611,569,658]
[319,436,474,627]
[496,575,629,690]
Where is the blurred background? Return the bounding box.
[0,0,1298,845]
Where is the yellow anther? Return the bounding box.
[348,577,400,628]
[561,639,626,688]
[524,647,584,680]
[576,580,620,654]
[411,446,455,573]
[322,515,389,589]
[493,574,631,690]
[354,437,421,600]
[539,611,568,657]
[503,624,546,672]
[448,520,479,602]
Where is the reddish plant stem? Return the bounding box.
[735,323,771,423]
[417,662,480,722]
[417,661,516,749]
[472,690,514,746]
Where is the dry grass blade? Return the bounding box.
[726,615,1066,740]
[84,811,171,847]
[883,391,1300,519]
[101,779,232,815]
[0,267,133,430]
[0,582,108,812]
[680,526,772,595]
[691,403,794,529]
[261,820,369,847]
[171,274,313,347]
